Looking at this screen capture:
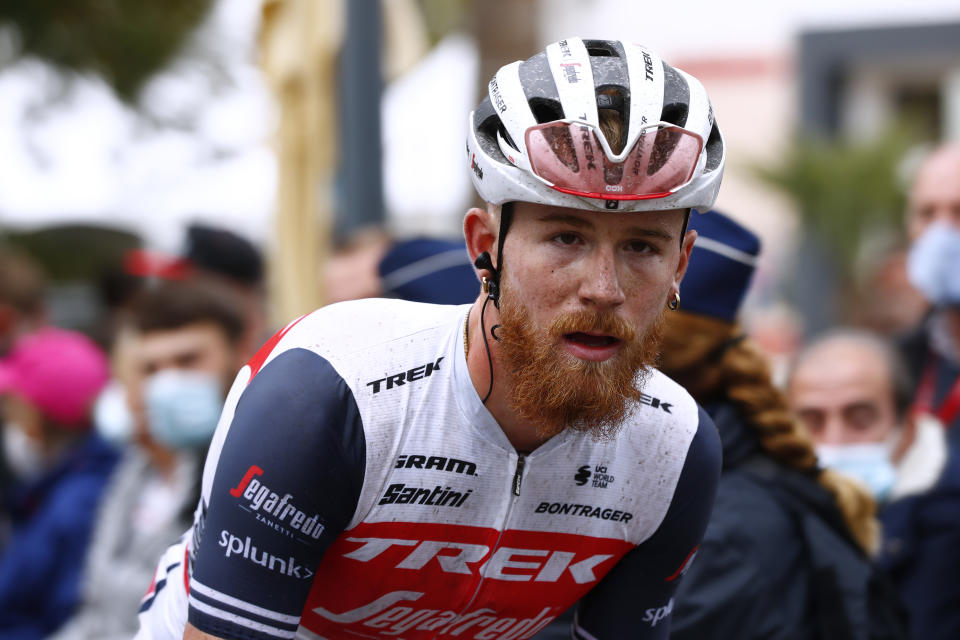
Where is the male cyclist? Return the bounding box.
[138,37,726,640]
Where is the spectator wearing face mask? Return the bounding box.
[902,143,960,437]
[0,328,117,640]
[788,328,959,638]
[51,279,251,640]
[874,142,960,640]
[655,213,907,640]
[788,330,947,504]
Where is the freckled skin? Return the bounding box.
[498,203,691,351]
[461,201,696,451]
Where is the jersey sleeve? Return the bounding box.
[187,348,366,640]
[573,405,721,639]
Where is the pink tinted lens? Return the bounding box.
[525,122,703,200]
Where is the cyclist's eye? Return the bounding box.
[554,232,580,246]
[626,241,654,254]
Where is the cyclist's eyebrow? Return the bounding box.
[538,213,593,229]
[537,213,674,241]
[625,228,673,241]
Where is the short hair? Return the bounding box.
[131,278,246,344]
[0,249,45,315]
[790,328,914,421]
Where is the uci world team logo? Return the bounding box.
[575,464,615,488]
[574,465,591,486]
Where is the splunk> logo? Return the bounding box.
[218,530,314,579]
[228,465,325,541]
[643,599,674,627]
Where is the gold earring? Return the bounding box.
[481,276,490,294]
[667,291,680,311]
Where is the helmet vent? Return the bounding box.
[528,98,564,124]
[498,124,520,153]
[660,102,689,128]
[661,63,690,128]
[583,40,620,58]
[704,120,723,171]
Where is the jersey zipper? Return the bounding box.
[512,454,525,496]
[451,451,527,629]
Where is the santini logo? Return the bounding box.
[229,465,324,540]
[379,483,472,508]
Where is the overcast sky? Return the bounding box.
[1,0,959,251]
[542,0,960,60]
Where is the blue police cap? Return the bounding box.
[680,210,761,322]
[378,238,477,305]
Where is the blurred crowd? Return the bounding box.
[0,142,959,639]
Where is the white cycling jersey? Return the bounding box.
[137,299,720,640]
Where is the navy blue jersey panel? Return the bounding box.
[189,348,365,634]
[574,406,721,639]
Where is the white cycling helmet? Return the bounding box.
[466,37,724,213]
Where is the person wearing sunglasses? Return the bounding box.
[138,37,726,640]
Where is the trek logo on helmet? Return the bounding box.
[643,50,655,81]
[466,37,725,214]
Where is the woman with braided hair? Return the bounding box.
[662,211,906,640]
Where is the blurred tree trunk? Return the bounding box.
[471,0,538,103]
[259,0,342,326]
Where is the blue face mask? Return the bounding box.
[817,442,897,502]
[144,369,224,450]
[907,222,960,307]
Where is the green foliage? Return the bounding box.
[416,0,470,44]
[2,225,140,281]
[753,129,913,276]
[0,0,214,101]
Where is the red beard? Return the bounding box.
[496,283,665,441]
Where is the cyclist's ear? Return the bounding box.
[463,206,497,282]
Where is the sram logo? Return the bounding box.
[341,537,614,584]
[395,454,477,475]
